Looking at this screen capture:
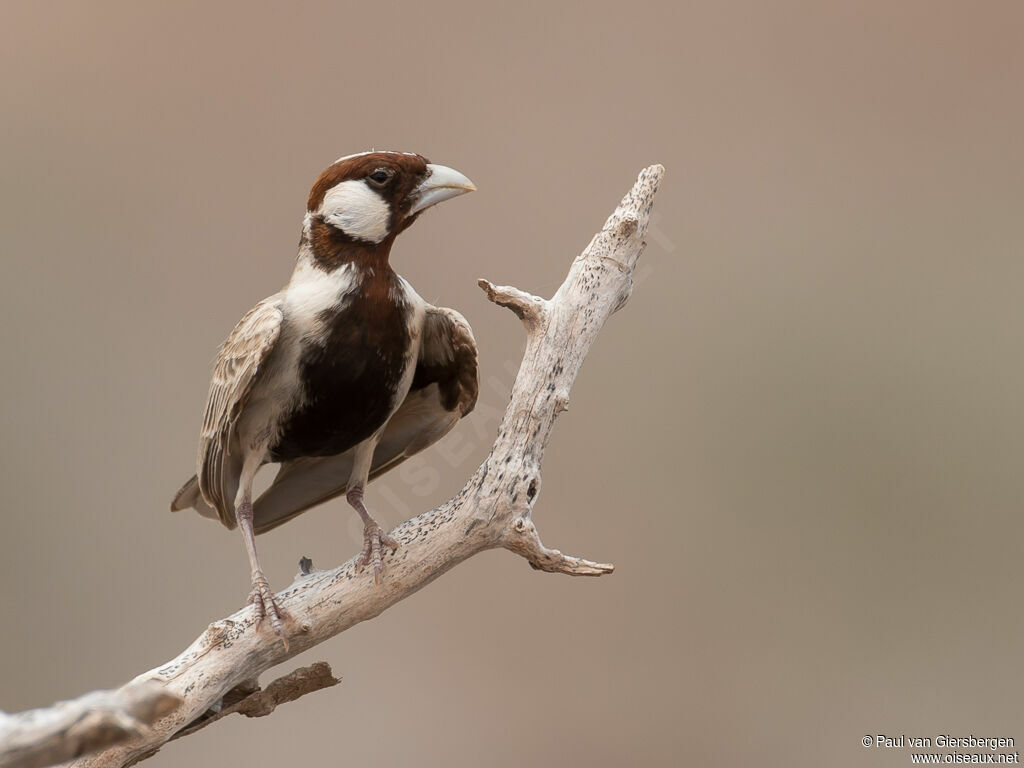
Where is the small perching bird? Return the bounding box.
[171,151,479,638]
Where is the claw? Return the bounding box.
[248,574,289,650]
[356,524,400,584]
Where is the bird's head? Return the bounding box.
[305,151,475,257]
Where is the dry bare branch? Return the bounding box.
[0,681,179,768]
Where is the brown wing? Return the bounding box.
[411,305,479,417]
[251,304,478,534]
[197,296,284,527]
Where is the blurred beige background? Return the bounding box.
[2,2,1023,766]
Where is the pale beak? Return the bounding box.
[407,163,476,216]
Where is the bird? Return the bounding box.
[171,151,479,638]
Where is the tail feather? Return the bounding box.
[171,475,219,520]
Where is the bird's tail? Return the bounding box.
[170,474,219,521]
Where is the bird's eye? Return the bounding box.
[367,169,393,186]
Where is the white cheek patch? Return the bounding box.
[320,179,391,244]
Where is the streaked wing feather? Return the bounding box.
[197,296,284,527]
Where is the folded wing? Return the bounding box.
[193,296,285,528]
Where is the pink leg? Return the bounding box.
[237,498,286,643]
[346,487,399,584]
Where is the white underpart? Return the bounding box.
[285,253,358,342]
[232,248,361,452]
[394,276,428,421]
[320,179,391,244]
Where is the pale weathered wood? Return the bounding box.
[167,662,339,741]
[0,164,664,768]
[0,682,179,768]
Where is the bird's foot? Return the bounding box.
[248,573,288,647]
[356,523,399,584]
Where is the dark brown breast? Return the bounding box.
[270,267,413,461]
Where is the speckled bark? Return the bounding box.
[0,164,664,768]
[0,682,178,768]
